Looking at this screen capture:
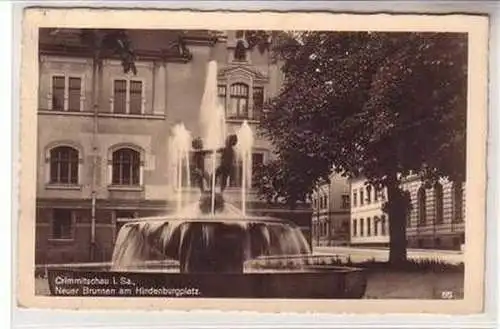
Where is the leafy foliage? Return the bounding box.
[256,31,467,263]
[257,31,467,202]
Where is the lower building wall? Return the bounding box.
[36,200,313,264]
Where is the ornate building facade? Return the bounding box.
[36,29,312,264]
[349,175,465,250]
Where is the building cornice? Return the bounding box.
[39,43,193,63]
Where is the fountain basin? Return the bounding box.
[44,211,367,299]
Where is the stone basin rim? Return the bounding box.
[117,215,299,225]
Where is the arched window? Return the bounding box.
[418,186,426,224]
[49,146,79,184]
[228,83,249,119]
[112,148,140,186]
[452,182,464,222]
[434,182,444,224]
[366,185,372,204]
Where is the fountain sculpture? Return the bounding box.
[46,60,367,299]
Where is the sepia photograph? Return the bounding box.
[17,8,488,313]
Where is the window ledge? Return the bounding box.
[98,113,166,120]
[226,118,260,124]
[48,238,75,244]
[39,109,93,117]
[108,185,144,192]
[45,184,82,191]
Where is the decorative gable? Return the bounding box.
[218,65,269,84]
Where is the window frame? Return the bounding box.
[111,148,142,186]
[111,77,146,115]
[49,73,85,112]
[50,208,76,241]
[107,145,145,190]
[45,143,83,188]
[228,83,250,119]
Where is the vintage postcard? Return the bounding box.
[16,7,488,314]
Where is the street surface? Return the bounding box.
[313,246,463,264]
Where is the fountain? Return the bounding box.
[45,60,367,299]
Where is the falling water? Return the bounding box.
[111,216,311,272]
[236,121,254,216]
[169,123,192,213]
[199,61,227,214]
[110,61,313,275]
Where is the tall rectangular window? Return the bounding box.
[113,79,127,114]
[52,76,82,111]
[129,80,143,114]
[113,79,143,114]
[68,77,82,111]
[352,189,357,207]
[252,87,264,120]
[228,83,249,119]
[360,189,364,206]
[353,219,357,236]
[52,76,65,111]
[52,209,73,239]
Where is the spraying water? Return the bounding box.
[110,60,312,274]
[199,60,227,214]
[236,121,254,216]
[169,123,192,213]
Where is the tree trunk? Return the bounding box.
[386,180,408,265]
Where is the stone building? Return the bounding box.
[36,29,312,264]
[349,177,390,246]
[311,174,351,246]
[349,175,465,250]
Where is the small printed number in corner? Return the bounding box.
[441,291,454,299]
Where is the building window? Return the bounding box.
[228,83,249,119]
[381,215,387,235]
[52,209,73,240]
[49,146,79,184]
[360,189,364,206]
[253,86,264,120]
[367,217,371,236]
[352,189,357,207]
[434,182,444,224]
[113,79,144,114]
[112,148,140,186]
[51,75,82,111]
[374,188,379,202]
[341,194,350,209]
[374,216,379,236]
[366,185,372,204]
[418,186,426,224]
[359,218,364,236]
[218,85,227,110]
[352,219,357,236]
[452,182,464,222]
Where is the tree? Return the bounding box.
[256,31,467,264]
